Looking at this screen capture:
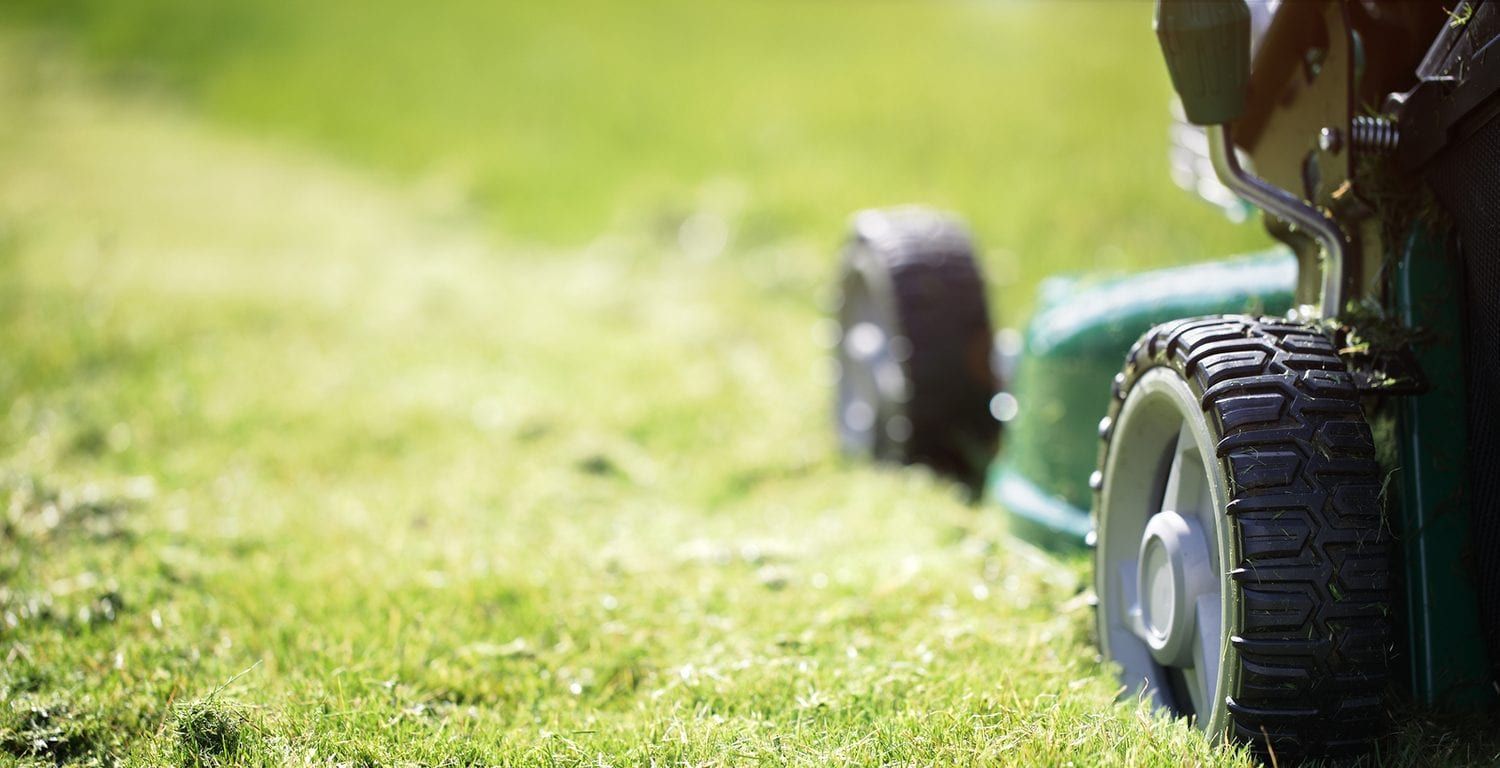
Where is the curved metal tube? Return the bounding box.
[1207,124,1348,316]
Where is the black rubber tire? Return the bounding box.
[835,207,998,496]
[1096,315,1392,759]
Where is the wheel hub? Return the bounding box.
[1137,510,1213,667]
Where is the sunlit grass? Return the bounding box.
[0,31,1268,766]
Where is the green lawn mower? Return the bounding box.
[834,0,1500,759]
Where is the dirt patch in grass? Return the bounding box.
[1,474,139,548]
[0,698,116,767]
[0,475,140,634]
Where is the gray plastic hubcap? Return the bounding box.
[1096,367,1234,735]
[1138,509,1214,668]
[836,260,909,453]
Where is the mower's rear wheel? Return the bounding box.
[1094,315,1391,760]
[834,207,998,496]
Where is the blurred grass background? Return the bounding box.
[4,0,1266,319]
[16,0,1475,765]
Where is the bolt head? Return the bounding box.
[1318,126,1343,153]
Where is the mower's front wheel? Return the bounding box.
[1094,315,1391,760]
[834,207,998,496]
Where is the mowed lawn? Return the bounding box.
[0,2,1493,766]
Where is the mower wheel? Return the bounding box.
[834,207,998,496]
[1094,315,1391,759]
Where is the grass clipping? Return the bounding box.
[173,700,245,764]
[171,665,261,766]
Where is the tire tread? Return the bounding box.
[1098,315,1391,759]
[839,209,998,493]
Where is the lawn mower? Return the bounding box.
[833,0,1500,759]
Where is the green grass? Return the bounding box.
[0,34,1244,766]
[2,0,1268,323]
[1,2,1498,766]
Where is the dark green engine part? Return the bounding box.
[987,249,1295,544]
[1381,227,1493,707]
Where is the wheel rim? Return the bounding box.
[1097,367,1233,734]
[836,267,906,454]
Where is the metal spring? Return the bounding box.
[1351,115,1399,153]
